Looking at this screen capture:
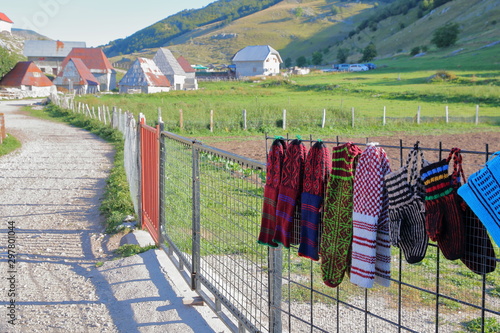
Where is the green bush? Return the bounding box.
[431,22,460,48]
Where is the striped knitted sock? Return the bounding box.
[350,145,392,288]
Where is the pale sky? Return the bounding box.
[2,0,215,47]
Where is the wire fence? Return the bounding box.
[50,94,500,333]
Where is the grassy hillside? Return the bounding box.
[108,0,499,67]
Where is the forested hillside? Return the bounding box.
[103,0,282,57]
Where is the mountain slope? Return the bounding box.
[106,0,500,67]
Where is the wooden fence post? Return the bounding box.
[282,109,287,130]
[351,107,355,128]
[475,105,479,125]
[445,105,449,124]
[210,110,214,132]
[242,109,247,130]
[417,106,421,125]
[179,109,184,131]
[322,109,326,128]
[383,106,386,126]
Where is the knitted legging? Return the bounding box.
[273,139,307,248]
[258,139,287,247]
[320,143,362,287]
[298,141,331,261]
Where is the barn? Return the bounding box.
[176,55,198,90]
[0,61,55,97]
[23,40,86,75]
[119,57,171,94]
[231,45,282,78]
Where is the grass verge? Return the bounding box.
[27,103,135,234]
[114,244,157,258]
[0,134,21,157]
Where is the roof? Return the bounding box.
[0,12,13,24]
[120,57,170,87]
[232,45,282,63]
[23,40,87,58]
[56,58,99,86]
[176,56,195,73]
[0,61,53,87]
[153,48,186,76]
[61,48,114,73]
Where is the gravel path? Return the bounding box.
[0,100,226,333]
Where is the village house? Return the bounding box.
[176,55,198,90]
[119,57,171,94]
[231,45,282,78]
[23,40,86,75]
[153,48,187,91]
[0,12,13,34]
[0,61,56,98]
[60,48,117,91]
[53,58,99,94]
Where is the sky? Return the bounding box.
[2,0,215,47]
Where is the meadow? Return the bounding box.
[77,50,499,138]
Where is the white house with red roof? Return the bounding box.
[53,58,100,94]
[60,48,117,91]
[0,12,13,34]
[0,61,56,98]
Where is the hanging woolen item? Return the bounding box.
[350,144,392,288]
[384,143,429,264]
[258,138,287,247]
[321,142,362,288]
[420,148,466,260]
[273,139,307,248]
[298,141,331,261]
[458,151,500,249]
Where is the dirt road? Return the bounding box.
[0,100,225,333]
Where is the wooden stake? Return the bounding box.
[383,106,386,126]
[210,110,214,132]
[242,109,247,130]
[322,109,326,128]
[282,109,287,130]
[179,109,184,131]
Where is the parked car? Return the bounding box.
[364,63,377,70]
[349,64,369,72]
[338,64,350,71]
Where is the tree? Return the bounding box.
[360,43,377,62]
[431,23,460,48]
[337,48,349,63]
[296,56,307,68]
[284,57,292,68]
[312,51,323,66]
[410,46,421,56]
[0,47,19,79]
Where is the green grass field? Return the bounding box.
[77,48,500,137]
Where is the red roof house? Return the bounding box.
[0,62,53,87]
[60,48,116,91]
[53,58,100,94]
[176,55,198,90]
[0,12,13,33]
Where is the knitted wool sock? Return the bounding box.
[298,141,331,261]
[350,144,392,288]
[258,139,287,247]
[273,139,307,248]
[384,147,428,264]
[321,143,362,288]
[421,148,466,261]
